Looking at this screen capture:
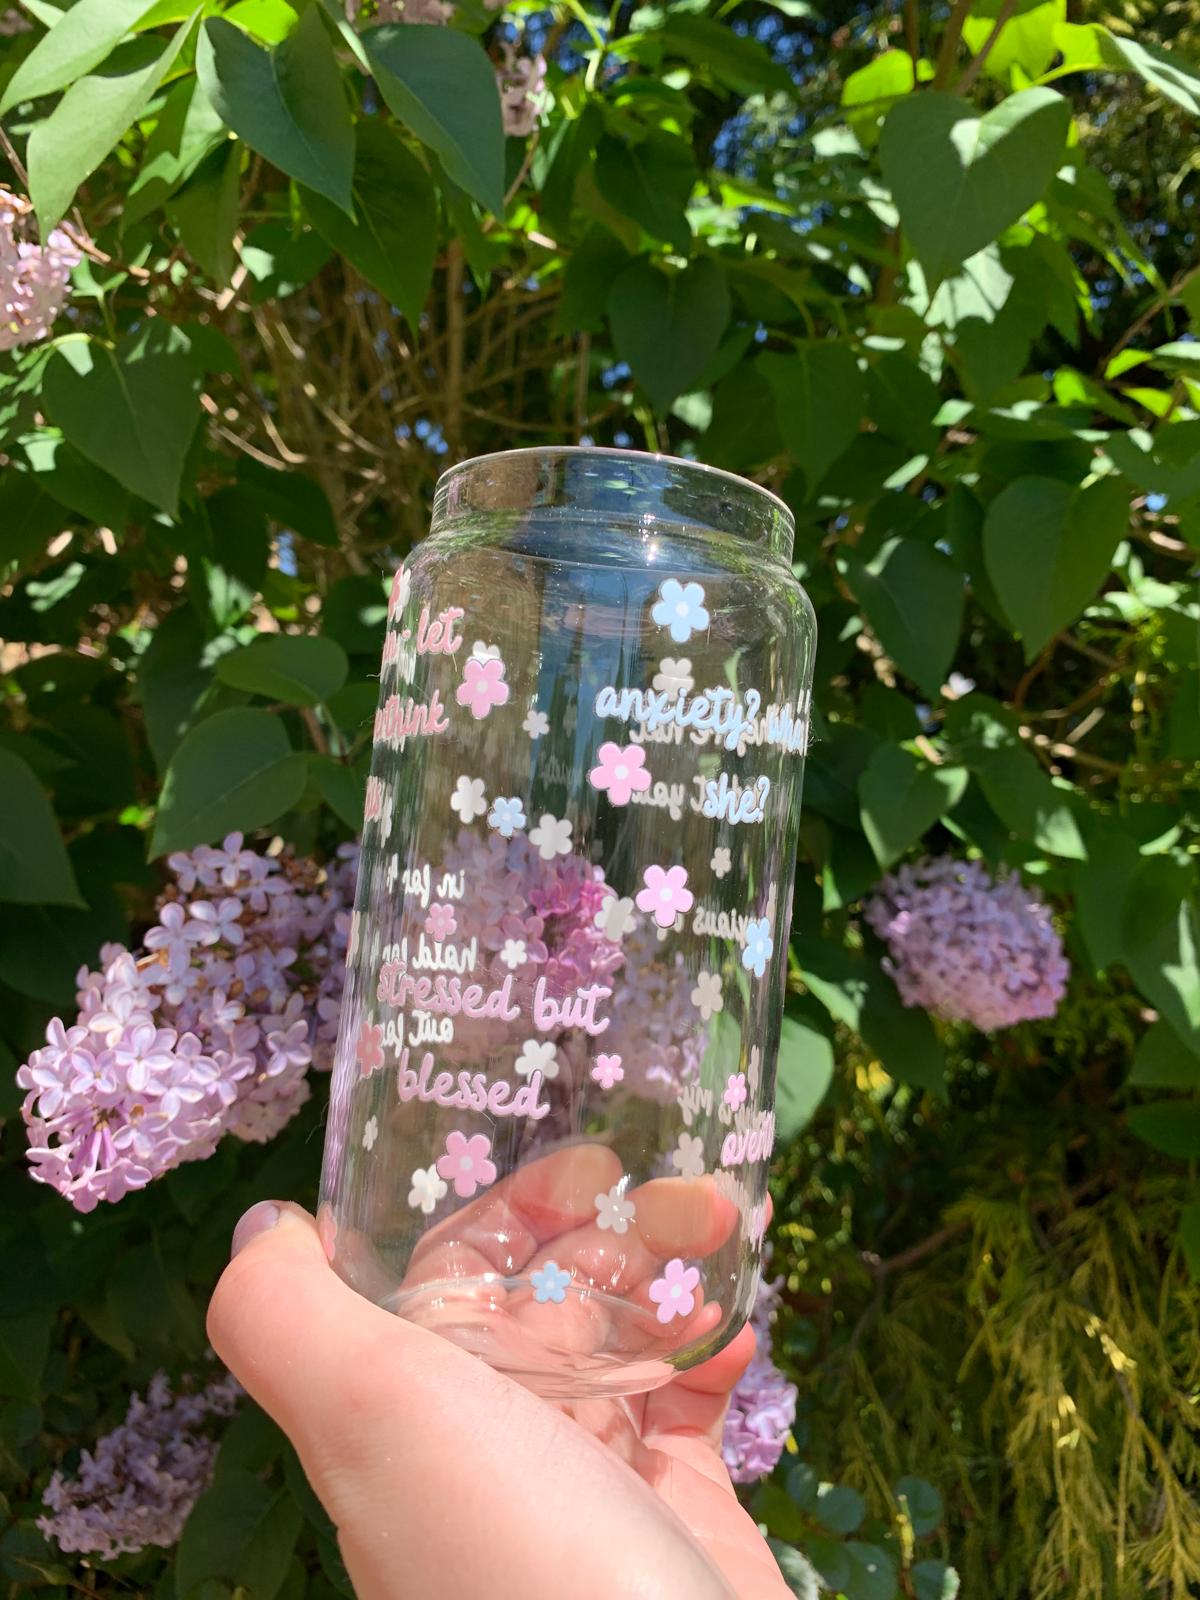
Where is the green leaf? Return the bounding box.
[840,538,963,700]
[1128,1021,1200,1090]
[1107,423,1200,503]
[843,1542,898,1600]
[879,88,1071,284]
[0,896,125,1004]
[0,469,66,565]
[945,696,1087,859]
[762,344,865,499]
[1127,1101,1200,1160]
[197,9,355,215]
[962,0,1065,80]
[859,745,968,867]
[807,1537,852,1594]
[21,429,131,527]
[983,475,1129,660]
[558,226,633,335]
[302,120,436,331]
[0,1314,53,1401]
[767,1542,820,1600]
[896,1475,944,1536]
[151,707,307,857]
[785,1461,819,1512]
[215,634,348,706]
[912,1561,961,1600]
[1123,882,1200,1057]
[866,349,941,454]
[214,1405,285,1480]
[795,936,945,1093]
[309,756,365,829]
[167,140,242,285]
[240,220,331,301]
[364,24,504,215]
[134,610,213,769]
[1072,832,1139,972]
[0,0,162,114]
[0,1523,69,1588]
[0,748,82,905]
[176,1471,301,1600]
[322,572,387,654]
[42,326,203,516]
[841,49,918,148]
[224,0,298,44]
[235,458,338,547]
[659,12,791,95]
[775,1012,834,1142]
[607,257,731,413]
[704,360,783,470]
[27,15,199,228]
[1098,29,1200,116]
[594,130,696,255]
[815,1482,866,1534]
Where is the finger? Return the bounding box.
[641,1322,757,1456]
[406,1143,623,1281]
[209,1202,736,1600]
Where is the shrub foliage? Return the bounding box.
[0,0,1198,1595]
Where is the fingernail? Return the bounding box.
[231,1201,281,1258]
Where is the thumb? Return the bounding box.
[208,1202,732,1600]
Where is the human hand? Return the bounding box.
[208,1196,792,1599]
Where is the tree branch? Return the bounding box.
[954,0,1018,95]
[931,0,973,89]
[903,0,920,68]
[1102,260,1200,372]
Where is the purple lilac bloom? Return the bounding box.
[440,828,622,1000]
[604,925,706,1102]
[434,829,703,1095]
[721,1271,798,1485]
[38,1372,240,1558]
[0,189,79,351]
[496,44,547,138]
[864,855,1069,1032]
[18,834,357,1211]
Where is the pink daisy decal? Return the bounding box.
[648,1258,701,1325]
[723,1072,748,1111]
[456,655,510,720]
[635,863,694,929]
[387,562,410,621]
[436,1130,498,1198]
[355,1019,384,1077]
[589,742,652,806]
[590,1053,624,1090]
[425,902,457,941]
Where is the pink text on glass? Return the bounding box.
[416,605,464,656]
[720,1111,776,1169]
[374,689,450,747]
[397,1048,550,1120]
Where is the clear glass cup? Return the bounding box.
[319,447,816,1398]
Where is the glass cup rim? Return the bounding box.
[433,444,794,533]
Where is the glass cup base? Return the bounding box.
[386,1275,709,1399]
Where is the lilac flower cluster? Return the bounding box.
[441,827,622,1001]
[18,835,357,1213]
[38,1372,240,1558]
[722,1269,798,1484]
[864,855,1069,1032]
[604,926,705,1102]
[496,44,547,137]
[436,828,702,1096]
[0,189,79,352]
